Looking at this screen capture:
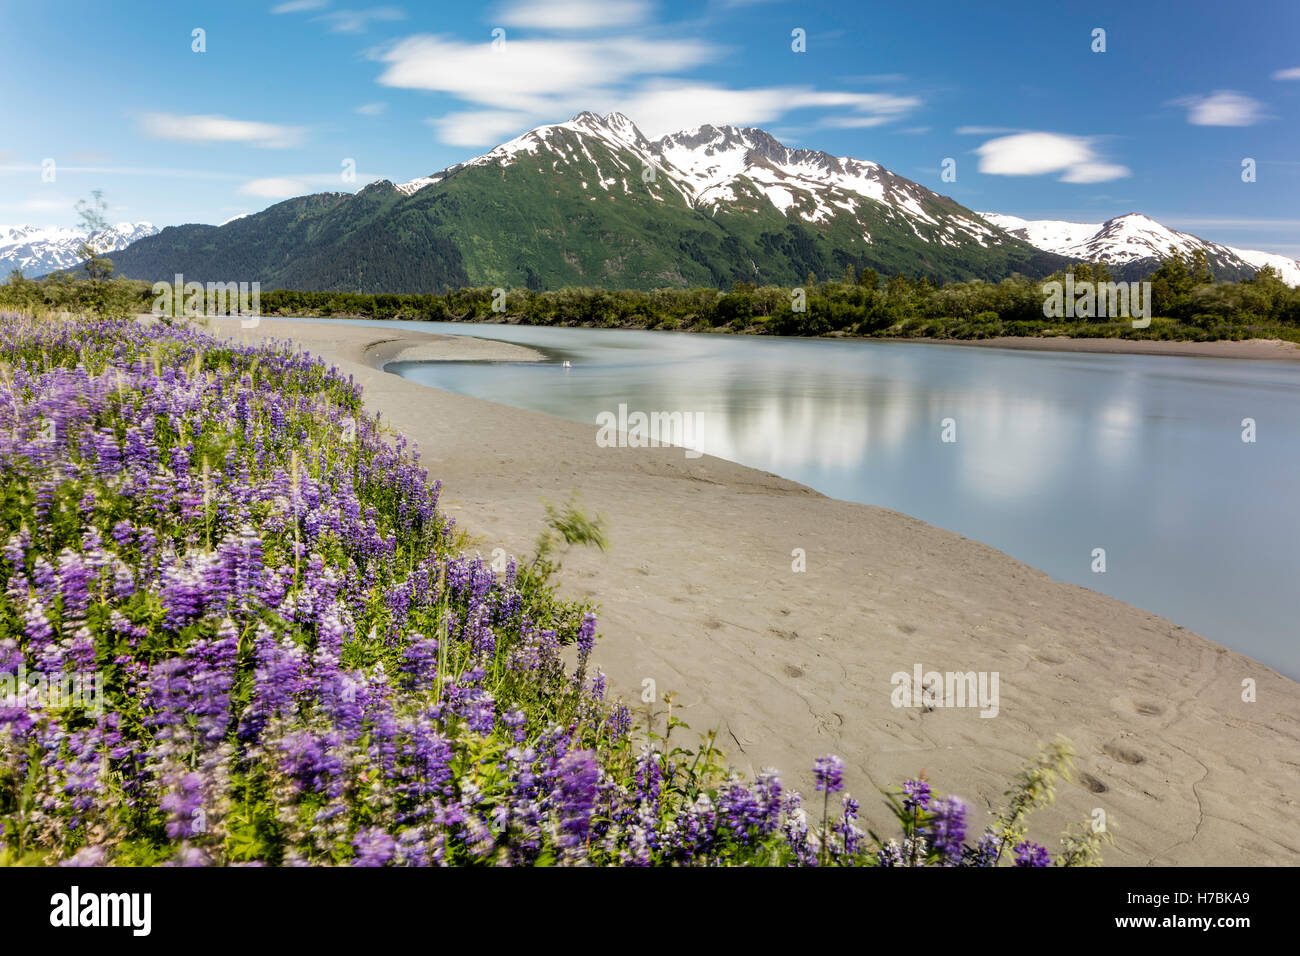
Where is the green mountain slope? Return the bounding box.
[107,113,1069,293]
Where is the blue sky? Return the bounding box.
[2,0,1297,254]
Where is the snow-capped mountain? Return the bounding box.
[107,113,1066,292]
[979,211,1300,286]
[396,111,1008,250]
[0,222,158,278]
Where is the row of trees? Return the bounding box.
[250,250,1299,341]
[3,233,1298,341]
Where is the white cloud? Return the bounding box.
[612,83,919,139]
[140,113,305,149]
[497,0,650,30]
[376,34,715,112]
[272,0,328,12]
[1059,162,1131,184]
[974,131,1129,183]
[355,102,386,115]
[820,116,892,129]
[428,83,921,147]
[317,6,404,33]
[975,132,1091,175]
[377,23,921,147]
[239,177,312,198]
[1272,66,1300,80]
[955,125,1020,135]
[427,110,537,147]
[1177,90,1266,126]
[20,195,76,212]
[237,170,387,199]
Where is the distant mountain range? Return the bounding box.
[979,212,1300,286]
[37,113,1297,294]
[1,222,157,278]
[100,112,1068,292]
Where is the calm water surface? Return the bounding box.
[310,319,1300,678]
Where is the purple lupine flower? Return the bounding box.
[277,731,344,795]
[813,754,844,794]
[605,702,631,742]
[876,840,905,867]
[502,707,527,744]
[965,829,1003,867]
[575,612,597,666]
[1014,840,1051,867]
[902,777,931,812]
[556,750,600,856]
[926,796,967,865]
[352,827,397,867]
[160,771,207,839]
[58,845,108,867]
[399,635,439,691]
[716,778,761,845]
[837,796,862,857]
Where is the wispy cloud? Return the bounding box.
[955,125,1020,135]
[497,0,650,30]
[0,163,244,180]
[315,7,404,34]
[424,111,538,148]
[378,28,922,146]
[238,170,385,199]
[841,74,907,84]
[615,84,919,139]
[1271,66,1300,80]
[139,113,306,149]
[376,34,716,113]
[355,102,386,115]
[239,177,312,199]
[271,0,328,12]
[974,132,1129,183]
[1175,90,1267,126]
[17,194,78,212]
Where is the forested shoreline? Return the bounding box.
[5,249,1298,342]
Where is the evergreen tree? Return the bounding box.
[1148,246,1193,316]
[1188,248,1214,286]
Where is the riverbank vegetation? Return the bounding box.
[4,247,1297,342]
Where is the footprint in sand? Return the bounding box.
[814,711,843,734]
[1078,772,1109,794]
[1102,740,1146,765]
[1112,696,1166,719]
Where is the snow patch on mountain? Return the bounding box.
[393,112,1009,248]
[1224,247,1300,287]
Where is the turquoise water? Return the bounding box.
[312,319,1300,679]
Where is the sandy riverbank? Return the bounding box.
[213,317,1300,866]
[362,332,545,366]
